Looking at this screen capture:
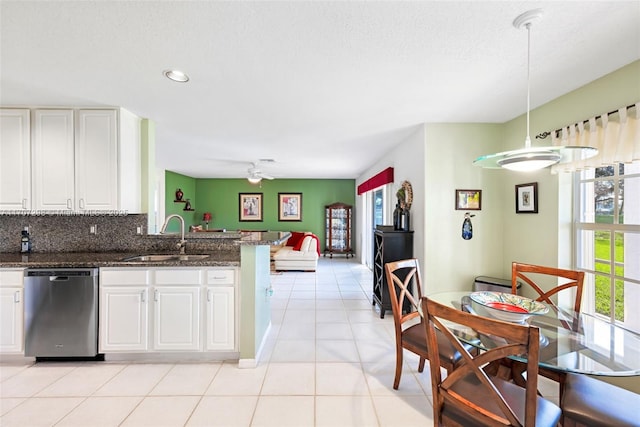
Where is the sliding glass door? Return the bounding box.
[363,187,386,269]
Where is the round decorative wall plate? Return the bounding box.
[401,180,413,210]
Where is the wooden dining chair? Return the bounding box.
[421,296,562,427]
[384,259,471,390]
[561,372,640,427]
[510,261,585,399]
[512,261,585,314]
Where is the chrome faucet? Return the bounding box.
[160,214,187,254]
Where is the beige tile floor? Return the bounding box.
[0,257,558,426]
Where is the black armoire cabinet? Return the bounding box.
[373,226,414,318]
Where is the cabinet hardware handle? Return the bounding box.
[22,199,27,209]
[154,289,159,301]
[207,290,212,302]
[79,198,85,210]
[141,290,146,302]
[14,291,20,303]
[67,199,72,210]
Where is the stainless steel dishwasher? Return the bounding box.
[24,268,102,360]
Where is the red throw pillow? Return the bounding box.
[293,235,307,251]
[286,231,305,247]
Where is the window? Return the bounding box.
[575,162,640,333]
[362,185,391,270]
[373,188,384,228]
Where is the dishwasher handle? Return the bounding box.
[49,276,70,281]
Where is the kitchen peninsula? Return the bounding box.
[0,213,288,368]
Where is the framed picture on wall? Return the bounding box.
[515,182,538,213]
[239,193,263,221]
[278,193,302,221]
[455,189,482,210]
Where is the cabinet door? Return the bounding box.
[99,286,148,352]
[0,109,31,210]
[118,108,142,213]
[205,286,235,350]
[75,109,118,211]
[0,288,23,353]
[153,286,201,351]
[32,109,75,210]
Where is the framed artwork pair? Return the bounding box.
[238,192,302,222]
[454,184,538,214]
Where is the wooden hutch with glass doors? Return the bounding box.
[324,202,354,258]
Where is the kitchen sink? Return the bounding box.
[122,254,210,262]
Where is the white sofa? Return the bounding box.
[273,233,320,271]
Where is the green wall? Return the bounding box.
[165,172,355,247]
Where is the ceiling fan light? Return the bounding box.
[247,176,262,184]
[497,151,562,171]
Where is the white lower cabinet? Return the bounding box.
[99,267,236,354]
[206,286,235,350]
[100,286,149,352]
[153,286,201,351]
[0,269,24,354]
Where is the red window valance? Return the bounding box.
[357,167,394,195]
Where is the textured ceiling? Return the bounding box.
[1,1,638,179]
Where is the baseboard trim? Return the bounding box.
[238,321,272,369]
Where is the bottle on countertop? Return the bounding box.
[21,227,31,253]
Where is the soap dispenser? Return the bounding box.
[21,227,32,253]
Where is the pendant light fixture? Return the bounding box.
[474,9,597,171]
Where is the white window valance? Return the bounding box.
[550,103,639,173]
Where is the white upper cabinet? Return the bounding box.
[32,109,76,210]
[75,109,118,211]
[29,108,141,212]
[0,109,31,210]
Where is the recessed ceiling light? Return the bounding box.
[163,69,189,83]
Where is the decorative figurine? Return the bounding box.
[393,203,402,230]
[203,212,212,230]
[462,212,475,240]
[175,188,184,201]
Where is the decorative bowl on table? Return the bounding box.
[469,291,549,323]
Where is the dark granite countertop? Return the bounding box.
[236,231,291,245]
[0,251,241,268]
[149,230,290,244]
[0,231,290,269]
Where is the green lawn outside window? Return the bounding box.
[594,230,624,320]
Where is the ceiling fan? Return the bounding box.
[247,160,275,184]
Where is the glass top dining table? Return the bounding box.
[426,291,640,377]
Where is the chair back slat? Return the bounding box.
[512,262,585,313]
[385,259,470,390]
[385,259,423,328]
[422,297,542,427]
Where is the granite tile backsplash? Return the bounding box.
[1,214,147,253]
[0,214,239,255]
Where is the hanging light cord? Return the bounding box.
[525,21,532,149]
